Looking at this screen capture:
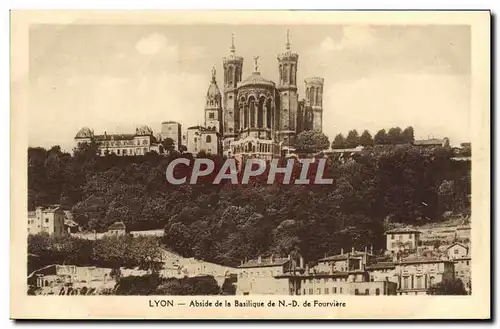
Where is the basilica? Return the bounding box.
[190,31,325,162]
[74,32,325,161]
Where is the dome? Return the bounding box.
[75,127,94,139]
[136,125,153,136]
[238,72,275,89]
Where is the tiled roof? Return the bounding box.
[367,262,396,270]
[318,251,369,262]
[400,256,449,264]
[95,134,136,141]
[238,257,290,269]
[385,227,421,234]
[43,206,61,213]
[446,242,468,250]
[108,221,126,231]
[414,139,444,146]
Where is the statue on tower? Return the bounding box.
[253,56,260,72]
[211,66,216,81]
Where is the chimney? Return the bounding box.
[364,246,367,254]
[341,248,344,255]
[352,247,354,254]
[370,245,373,255]
[240,260,243,266]
[288,254,291,260]
[299,256,304,268]
[258,255,262,264]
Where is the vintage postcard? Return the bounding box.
[10,10,490,319]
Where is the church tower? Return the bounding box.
[304,77,324,132]
[205,66,222,133]
[277,30,299,148]
[222,34,244,152]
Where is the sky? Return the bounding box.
[28,24,471,151]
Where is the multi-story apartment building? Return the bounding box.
[236,255,302,295]
[385,228,421,254]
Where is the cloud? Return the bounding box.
[321,73,471,147]
[319,26,377,53]
[135,33,177,56]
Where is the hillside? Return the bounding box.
[28,144,470,267]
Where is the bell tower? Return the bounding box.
[304,77,324,132]
[205,66,222,133]
[277,30,299,148]
[222,34,244,153]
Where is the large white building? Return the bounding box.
[28,206,67,237]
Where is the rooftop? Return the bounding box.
[414,139,445,146]
[385,227,421,234]
[318,251,370,262]
[238,257,290,269]
[108,221,126,231]
[366,262,396,270]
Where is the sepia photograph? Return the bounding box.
[10,10,490,319]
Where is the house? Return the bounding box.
[106,221,126,236]
[385,228,421,254]
[272,249,396,296]
[236,254,304,295]
[447,242,471,294]
[28,206,67,237]
[28,264,115,295]
[447,242,469,259]
[413,138,450,148]
[394,256,455,295]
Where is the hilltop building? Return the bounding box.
[220,32,325,162]
[74,125,162,156]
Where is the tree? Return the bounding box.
[162,138,176,154]
[374,129,388,145]
[387,127,403,145]
[295,130,330,153]
[345,130,360,148]
[402,126,415,144]
[331,134,346,149]
[427,278,468,295]
[359,130,374,147]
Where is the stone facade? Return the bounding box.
[28,206,67,237]
[160,121,182,150]
[74,125,161,156]
[219,32,324,161]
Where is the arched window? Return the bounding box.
[206,135,212,143]
[142,140,148,145]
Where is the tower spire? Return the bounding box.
[286,29,291,51]
[230,33,236,54]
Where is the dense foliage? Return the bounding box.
[427,278,468,295]
[28,139,470,267]
[27,234,163,274]
[115,274,221,295]
[332,126,415,149]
